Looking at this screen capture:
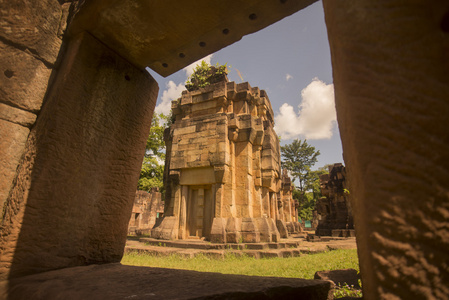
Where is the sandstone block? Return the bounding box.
[254,218,272,243]
[151,216,179,240]
[276,219,289,238]
[173,125,196,136]
[0,41,52,112]
[209,218,227,243]
[242,232,260,243]
[0,119,30,217]
[0,0,63,64]
[0,103,37,128]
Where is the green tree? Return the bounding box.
[281,139,321,221]
[281,139,320,194]
[137,113,168,192]
[307,165,332,200]
[294,165,330,220]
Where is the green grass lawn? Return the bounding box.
[121,249,359,280]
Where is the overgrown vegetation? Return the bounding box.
[122,249,359,280]
[185,61,229,91]
[334,281,363,299]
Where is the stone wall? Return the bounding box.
[128,189,164,235]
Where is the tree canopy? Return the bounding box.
[281,139,323,221]
[137,113,168,192]
[281,139,320,193]
[293,165,330,221]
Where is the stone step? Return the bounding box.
[139,237,224,250]
[138,237,301,251]
[125,245,316,259]
[125,235,357,260]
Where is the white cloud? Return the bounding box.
[155,55,214,115]
[183,54,213,78]
[154,80,185,115]
[286,74,293,81]
[274,78,336,140]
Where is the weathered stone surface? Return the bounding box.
[210,218,228,243]
[323,1,449,298]
[68,0,318,76]
[0,32,158,280]
[1,264,333,300]
[276,219,288,239]
[314,269,360,289]
[0,41,52,112]
[0,103,36,127]
[0,0,64,65]
[151,216,179,240]
[0,119,29,221]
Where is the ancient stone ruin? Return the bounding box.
[152,72,301,243]
[2,0,448,298]
[128,189,164,236]
[315,163,355,237]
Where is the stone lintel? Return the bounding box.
[68,0,318,75]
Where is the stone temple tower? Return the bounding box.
[152,67,300,243]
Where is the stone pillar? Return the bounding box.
[234,142,252,218]
[214,183,223,218]
[0,32,157,279]
[179,186,188,239]
[262,188,271,218]
[324,1,449,298]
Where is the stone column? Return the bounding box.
[178,186,188,239]
[0,0,70,228]
[234,142,252,218]
[214,184,223,218]
[0,32,157,279]
[196,188,205,237]
[324,1,449,298]
[262,188,271,218]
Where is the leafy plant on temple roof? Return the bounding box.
[185,61,229,91]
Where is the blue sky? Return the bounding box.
[146,1,343,170]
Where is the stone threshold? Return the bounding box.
[2,263,334,299]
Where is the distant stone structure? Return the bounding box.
[128,188,164,235]
[280,169,301,233]
[315,163,355,237]
[152,71,300,243]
